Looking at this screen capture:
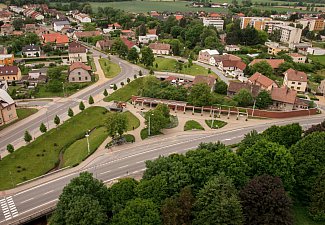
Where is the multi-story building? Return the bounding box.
[272,25,302,47]
[0,66,22,81]
[68,42,87,63]
[202,17,224,30]
[307,47,325,55]
[265,42,289,55]
[0,54,14,66]
[288,53,306,63]
[138,34,158,44]
[283,68,307,93]
[198,49,220,65]
[297,18,325,31]
[240,17,272,30]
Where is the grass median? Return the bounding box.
[205,120,227,129]
[104,77,144,102]
[99,58,121,78]
[0,106,108,190]
[184,120,204,131]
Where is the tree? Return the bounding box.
[127,78,130,83]
[242,139,295,190]
[54,115,60,126]
[110,198,161,225]
[214,80,228,95]
[40,123,47,133]
[13,18,24,30]
[127,47,139,63]
[255,90,272,109]
[304,120,325,136]
[278,62,295,75]
[113,39,129,58]
[50,172,110,225]
[24,131,32,143]
[88,95,94,104]
[309,171,325,221]
[113,84,117,90]
[138,70,143,76]
[161,186,195,225]
[188,83,213,107]
[140,47,155,67]
[240,175,293,225]
[193,174,243,225]
[262,124,303,148]
[145,109,169,135]
[6,144,14,153]
[110,178,138,214]
[105,112,128,139]
[103,89,108,97]
[68,108,74,117]
[79,101,85,111]
[237,130,262,155]
[233,89,254,107]
[269,29,281,42]
[290,132,325,202]
[250,61,274,78]
[47,66,64,80]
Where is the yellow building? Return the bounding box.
[0,54,14,66]
[266,42,289,55]
[0,66,22,81]
[240,17,272,30]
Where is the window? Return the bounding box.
[297,87,300,90]
[291,86,294,89]
[79,77,81,81]
[85,76,88,80]
[292,82,295,84]
[298,82,301,85]
[78,72,81,75]
[72,77,75,81]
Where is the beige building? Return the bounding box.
[283,68,308,93]
[0,66,22,81]
[68,62,92,83]
[0,89,18,126]
[272,25,302,47]
[265,42,289,55]
[297,18,325,31]
[68,42,87,63]
[318,79,325,95]
[198,49,219,65]
[148,43,171,55]
[248,72,278,90]
[288,53,306,63]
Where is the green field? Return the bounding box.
[184,120,205,131]
[153,57,217,77]
[124,111,140,131]
[63,126,108,167]
[104,77,144,102]
[309,55,325,67]
[205,119,227,129]
[0,108,38,131]
[99,58,121,78]
[0,106,108,190]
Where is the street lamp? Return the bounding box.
[211,110,215,129]
[148,113,154,137]
[85,130,90,155]
[62,82,65,97]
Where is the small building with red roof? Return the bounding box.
[68,62,92,83]
[248,72,278,90]
[283,68,308,93]
[42,33,69,49]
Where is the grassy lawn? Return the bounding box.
[99,58,121,78]
[184,120,205,131]
[124,134,135,143]
[0,108,38,132]
[63,126,108,167]
[152,57,217,77]
[309,55,325,67]
[293,203,325,225]
[205,120,227,129]
[104,77,144,102]
[0,106,108,190]
[140,128,161,140]
[123,111,140,131]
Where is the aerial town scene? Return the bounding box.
[0,0,325,224]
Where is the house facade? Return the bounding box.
[202,17,224,30]
[225,45,240,52]
[138,34,158,44]
[288,53,306,63]
[148,43,171,55]
[22,45,41,57]
[198,49,219,65]
[68,42,87,63]
[53,20,70,32]
[248,72,278,91]
[307,47,325,55]
[318,80,325,95]
[96,40,115,51]
[0,24,13,36]
[0,89,18,126]
[0,54,14,66]
[283,68,308,93]
[68,62,92,83]
[0,66,22,81]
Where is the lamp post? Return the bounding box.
[211,110,215,129]
[46,108,49,130]
[62,82,65,97]
[85,130,90,155]
[148,113,154,137]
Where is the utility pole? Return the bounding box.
[85,130,90,155]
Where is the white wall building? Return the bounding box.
[307,47,325,55]
[53,21,70,32]
[138,34,158,44]
[202,17,224,30]
[272,25,302,48]
[74,13,91,23]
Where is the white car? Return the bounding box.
[110,84,114,89]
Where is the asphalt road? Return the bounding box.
[0,48,141,154]
[0,115,323,224]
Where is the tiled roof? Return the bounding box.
[97,40,115,48]
[69,62,91,72]
[213,54,241,62]
[42,33,69,44]
[288,53,304,58]
[271,87,297,104]
[0,66,19,75]
[148,29,157,35]
[121,38,136,49]
[74,31,101,38]
[193,75,216,88]
[22,45,40,52]
[248,72,277,88]
[148,43,171,51]
[227,81,260,97]
[68,42,87,53]
[284,68,307,82]
[0,89,15,107]
[249,59,285,69]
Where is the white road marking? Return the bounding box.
[17,199,58,216]
[118,165,128,169]
[99,170,111,175]
[20,198,34,204]
[42,190,54,196]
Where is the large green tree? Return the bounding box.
[193,174,243,225]
[240,175,293,225]
[242,139,295,190]
[110,198,161,225]
[290,132,325,202]
[309,171,325,221]
[127,47,139,63]
[50,172,110,225]
[187,83,213,107]
[105,112,128,139]
[255,90,272,109]
[233,89,254,107]
[140,47,155,67]
[250,61,274,78]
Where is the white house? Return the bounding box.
[138,34,158,44]
[53,20,70,32]
[28,68,48,79]
[225,45,240,52]
[0,80,8,91]
[148,43,171,55]
[288,53,306,63]
[283,68,308,93]
[22,45,41,57]
[307,47,325,55]
[74,13,91,23]
[68,42,88,63]
[198,49,220,65]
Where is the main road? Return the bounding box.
[0,113,323,224]
[0,47,144,155]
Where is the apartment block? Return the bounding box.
[240,17,271,30]
[202,17,224,30]
[272,25,302,47]
[297,18,325,31]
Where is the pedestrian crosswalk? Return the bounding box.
[0,196,18,221]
